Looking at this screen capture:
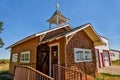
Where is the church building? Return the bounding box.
[7,3,104,80]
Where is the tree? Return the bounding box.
[0,22,4,48]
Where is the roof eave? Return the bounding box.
[6,24,72,49]
[6,34,36,49]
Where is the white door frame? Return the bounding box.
[49,42,60,76]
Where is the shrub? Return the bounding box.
[0,59,10,64]
[0,71,13,80]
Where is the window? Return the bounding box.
[74,48,92,62]
[20,51,30,63]
[12,53,18,62]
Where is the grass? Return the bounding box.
[0,59,10,72]
[96,73,120,80]
[0,63,9,72]
[112,60,120,65]
[0,59,12,80]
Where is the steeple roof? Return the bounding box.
[47,10,68,24]
[47,3,68,25]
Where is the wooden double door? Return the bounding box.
[36,44,58,76]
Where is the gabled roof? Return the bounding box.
[6,24,72,49]
[40,23,104,46]
[66,23,104,46]
[6,23,104,49]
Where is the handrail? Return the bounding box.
[53,65,82,80]
[18,63,36,68]
[56,65,83,73]
[14,65,54,80]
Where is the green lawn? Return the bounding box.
[112,60,120,65]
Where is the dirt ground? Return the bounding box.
[98,65,120,75]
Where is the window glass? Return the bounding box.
[85,50,92,61]
[21,51,30,63]
[12,53,18,62]
[74,48,92,62]
[76,51,84,61]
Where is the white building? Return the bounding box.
[110,49,120,61]
[95,36,111,68]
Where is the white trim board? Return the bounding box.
[49,43,60,76]
[35,24,71,36]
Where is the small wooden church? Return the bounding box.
[7,3,104,80]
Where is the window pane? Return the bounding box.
[21,54,24,61]
[76,51,84,61]
[14,55,17,62]
[25,53,29,61]
[80,51,84,60]
[76,51,81,61]
[12,54,18,62]
[85,50,92,61]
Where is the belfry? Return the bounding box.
[47,3,69,29]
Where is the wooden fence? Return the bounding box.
[14,65,54,80]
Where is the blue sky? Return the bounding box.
[0,0,120,59]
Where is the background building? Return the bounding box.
[95,36,111,68]
[110,49,120,61]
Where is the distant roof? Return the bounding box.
[110,49,120,52]
[99,35,108,40]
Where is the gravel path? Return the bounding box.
[98,65,120,75]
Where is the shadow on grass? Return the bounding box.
[0,71,13,80]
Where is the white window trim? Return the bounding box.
[74,48,92,62]
[20,51,30,63]
[12,53,18,62]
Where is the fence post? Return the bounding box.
[80,73,82,80]
[13,65,17,80]
[53,65,55,79]
[28,68,30,80]
[74,71,75,80]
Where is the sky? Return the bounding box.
[0,0,120,59]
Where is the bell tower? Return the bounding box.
[47,3,69,29]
